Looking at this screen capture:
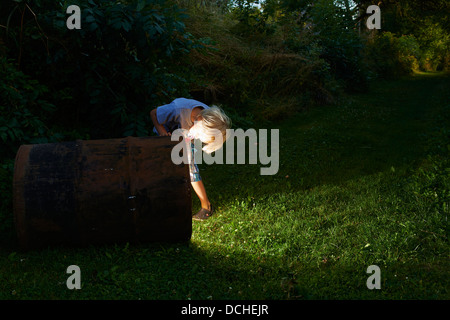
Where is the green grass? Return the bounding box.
[0,72,449,299]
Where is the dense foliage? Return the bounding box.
[1,0,448,148]
[1,0,207,146]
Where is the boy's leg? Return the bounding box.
[154,128,212,215]
[189,141,214,220]
[188,141,211,210]
[191,180,211,210]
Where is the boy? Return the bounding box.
[150,98,231,221]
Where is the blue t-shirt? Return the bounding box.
[154,98,210,134]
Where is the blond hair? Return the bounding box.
[198,105,231,154]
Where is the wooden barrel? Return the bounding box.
[13,136,192,250]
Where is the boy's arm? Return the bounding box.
[150,108,171,136]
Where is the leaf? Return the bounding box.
[111,105,124,115]
[86,15,96,23]
[154,23,164,34]
[152,13,164,23]
[111,19,123,30]
[122,20,132,32]
[137,0,146,12]
[9,118,19,128]
[8,252,17,261]
[89,22,99,31]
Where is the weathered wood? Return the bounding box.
[13,136,192,250]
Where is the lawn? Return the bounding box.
[0,72,448,300]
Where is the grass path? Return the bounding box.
[0,73,448,300]
[195,72,449,299]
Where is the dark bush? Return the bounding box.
[1,0,201,139]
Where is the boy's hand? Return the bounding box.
[150,108,171,136]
